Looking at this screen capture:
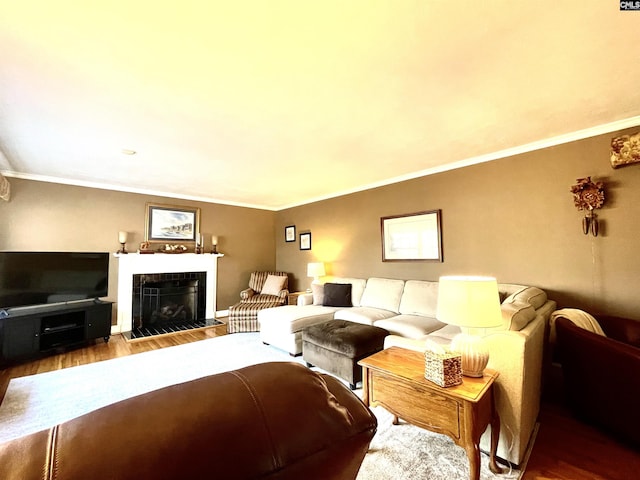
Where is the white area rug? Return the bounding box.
[0,333,525,479]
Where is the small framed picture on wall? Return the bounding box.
[285,225,296,242]
[299,232,311,250]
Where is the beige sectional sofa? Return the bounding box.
[258,276,556,466]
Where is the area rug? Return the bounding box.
[0,333,525,479]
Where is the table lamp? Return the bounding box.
[436,276,502,377]
[306,262,326,290]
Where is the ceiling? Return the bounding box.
[1,2,640,211]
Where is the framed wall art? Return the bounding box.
[381,210,442,262]
[285,225,296,242]
[299,232,311,250]
[144,202,201,243]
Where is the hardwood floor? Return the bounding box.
[522,367,640,480]
[1,328,638,479]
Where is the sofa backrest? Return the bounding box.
[399,280,439,317]
[331,277,367,306]
[360,277,405,313]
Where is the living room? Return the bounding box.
[2,2,640,479]
[3,126,640,322]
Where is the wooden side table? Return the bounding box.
[287,291,307,305]
[358,347,504,480]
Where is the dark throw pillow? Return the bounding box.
[322,283,352,307]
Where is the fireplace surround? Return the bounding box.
[115,253,224,338]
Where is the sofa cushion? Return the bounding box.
[261,274,287,296]
[311,283,325,305]
[359,278,405,313]
[398,280,439,317]
[503,286,547,310]
[332,277,367,306]
[259,305,338,334]
[374,314,446,339]
[323,283,352,307]
[335,306,398,326]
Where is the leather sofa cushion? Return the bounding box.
[0,362,377,480]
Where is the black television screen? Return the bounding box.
[0,252,109,310]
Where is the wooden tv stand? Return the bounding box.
[0,300,113,366]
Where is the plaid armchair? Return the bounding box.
[227,271,289,333]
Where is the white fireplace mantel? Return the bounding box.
[115,253,224,333]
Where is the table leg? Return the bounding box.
[464,443,481,480]
[488,411,505,474]
[361,366,370,406]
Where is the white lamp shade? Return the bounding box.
[118,231,128,243]
[211,235,218,246]
[306,262,326,278]
[436,276,502,328]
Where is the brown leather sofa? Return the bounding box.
[0,362,377,480]
[555,314,640,447]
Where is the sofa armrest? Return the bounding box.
[240,288,256,300]
[277,289,290,302]
[596,315,640,348]
[297,293,314,306]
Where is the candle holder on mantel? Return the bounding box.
[117,231,128,254]
[195,234,204,254]
[211,235,219,254]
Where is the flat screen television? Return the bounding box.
[0,252,109,310]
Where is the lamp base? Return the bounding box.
[450,332,489,377]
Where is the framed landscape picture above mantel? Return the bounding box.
[381,210,442,262]
[144,203,201,243]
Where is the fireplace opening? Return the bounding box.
[141,279,198,328]
[129,271,221,339]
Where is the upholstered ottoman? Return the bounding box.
[303,320,389,390]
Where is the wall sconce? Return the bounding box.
[211,235,219,254]
[570,177,605,237]
[117,231,128,254]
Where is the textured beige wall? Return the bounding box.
[0,179,276,321]
[276,128,640,318]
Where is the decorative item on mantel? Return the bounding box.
[570,177,605,237]
[117,231,128,254]
[195,233,204,254]
[138,241,154,254]
[211,235,219,254]
[610,131,640,168]
[159,244,188,253]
